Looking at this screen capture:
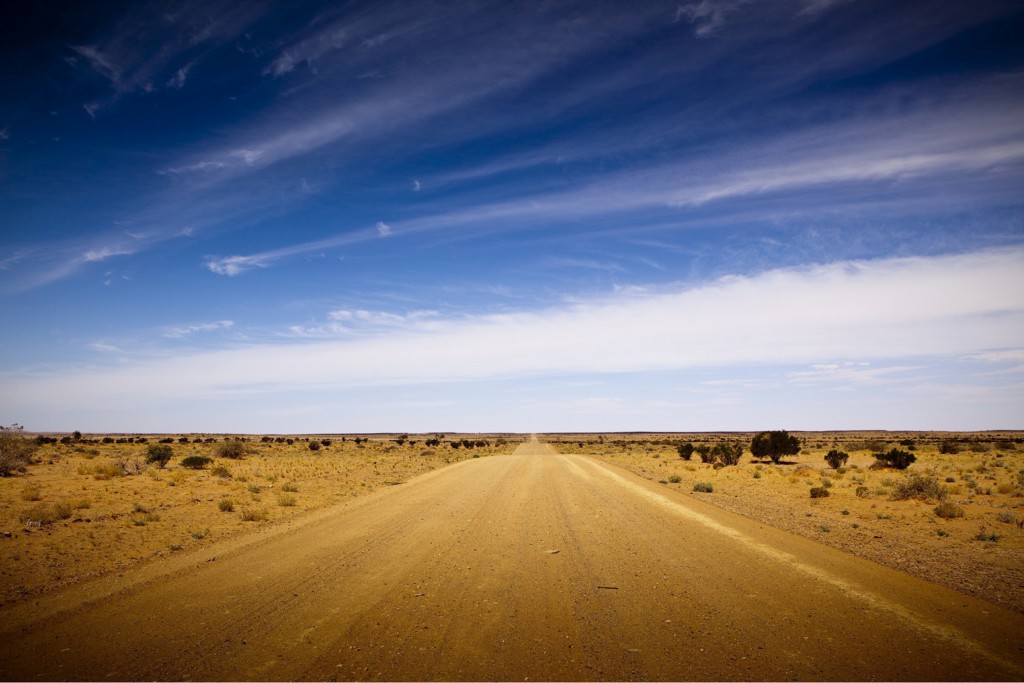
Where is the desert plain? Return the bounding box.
[0,431,1022,680]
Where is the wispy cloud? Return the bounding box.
[88,342,121,353]
[83,245,137,263]
[163,320,235,338]
[288,309,439,337]
[65,1,267,112]
[0,230,186,294]
[205,226,381,276]
[675,0,749,37]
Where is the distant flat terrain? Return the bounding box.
[1,437,1022,680]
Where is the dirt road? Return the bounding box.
[2,438,1022,680]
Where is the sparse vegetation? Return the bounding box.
[677,443,695,461]
[21,483,42,501]
[809,486,830,498]
[218,499,235,512]
[693,482,714,493]
[668,474,682,483]
[975,527,1000,543]
[0,424,38,476]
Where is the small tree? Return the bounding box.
[824,449,848,469]
[308,440,321,452]
[0,425,38,476]
[750,430,801,464]
[677,443,695,461]
[696,444,714,463]
[146,444,173,468]
[874,448,916,470]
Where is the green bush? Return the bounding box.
[146,444,173,468]
[181,455,212,470]
[712,442,744,466]
[0,424,38,476]
[750,430,801,464]
[677,443,695,461]
[693,482,713,493]
[891,475,947,501]
[218,499,234,512]
[938,440,961,454]
[809,486,830,499]
[668,474,682,483]
[215,440,246,459]
[874,448,916,470]
[308,440,321,452]
[824,449,849,469]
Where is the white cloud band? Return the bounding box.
[5,248,1022,413]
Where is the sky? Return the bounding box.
[1,0,1023,434]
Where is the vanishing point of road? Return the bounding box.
[1,437,1022,680]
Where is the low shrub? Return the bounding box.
[218,499,234,512]
[712,442,744,466]
[240,507,268,522]
[667,474,682,484]
[677,443,695,461]
[891,475,947,501]
[215,440,246,459]
[308,440,321,452]
[938,439,961,454]
[276,493,297,507]
[210,465,232,479]
[146,444,173,468]
[809,487,830,499]
[20,502,73,526]
[874,448,916,470]
[693,482,713,493]
[824,450,849,469]
[934,501,964,519]
[975,527,1000,543]
[180,455,212,470]
[996,511,1016,525]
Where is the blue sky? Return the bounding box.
[1,0,1023,433]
